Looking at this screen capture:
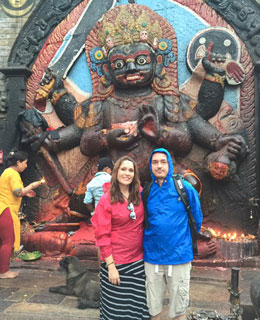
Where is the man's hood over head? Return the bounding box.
[149,148,173,182]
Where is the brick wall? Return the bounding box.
[0,1,41,94]
[0,0,41,130]
[0,15,25,91]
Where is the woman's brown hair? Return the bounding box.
[110,156,141,206]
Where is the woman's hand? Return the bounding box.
[26,190,36,198]
[29,180,43,189]
[108,264,120,285]
[22,180,44,197]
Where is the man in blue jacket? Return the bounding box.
[143,148,203,320]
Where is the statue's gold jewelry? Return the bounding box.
[204,73,226,88]
[97,6,162,54]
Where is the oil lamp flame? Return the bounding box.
[201,226,256,242]
[40,177,46,184]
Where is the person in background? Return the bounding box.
[83,157,114,216]
[143,148,203,320]
[91,156,150,319]
[0,150,43,279]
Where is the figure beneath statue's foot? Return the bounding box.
[0,270,19,279]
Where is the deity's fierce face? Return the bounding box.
[107,43,156,89]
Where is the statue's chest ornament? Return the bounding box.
[109,92,157,110]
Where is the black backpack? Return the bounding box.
[142,174,199,256]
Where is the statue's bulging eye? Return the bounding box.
[114,60,125,69]
[136,56,147,65]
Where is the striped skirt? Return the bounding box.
[100,259,150,319]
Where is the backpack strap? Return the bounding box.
[142,181,152,229]
[172,174,198,256]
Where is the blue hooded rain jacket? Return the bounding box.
[143,148,203,265]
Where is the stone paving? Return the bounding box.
[0,259,258,320]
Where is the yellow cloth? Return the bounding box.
[0,167,23,251]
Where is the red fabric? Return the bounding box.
[70,221,95,244]
[0,208,15,273]
[91,190,145,264]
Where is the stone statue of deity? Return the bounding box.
[18,4,251,258]
[29,4,247,185]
